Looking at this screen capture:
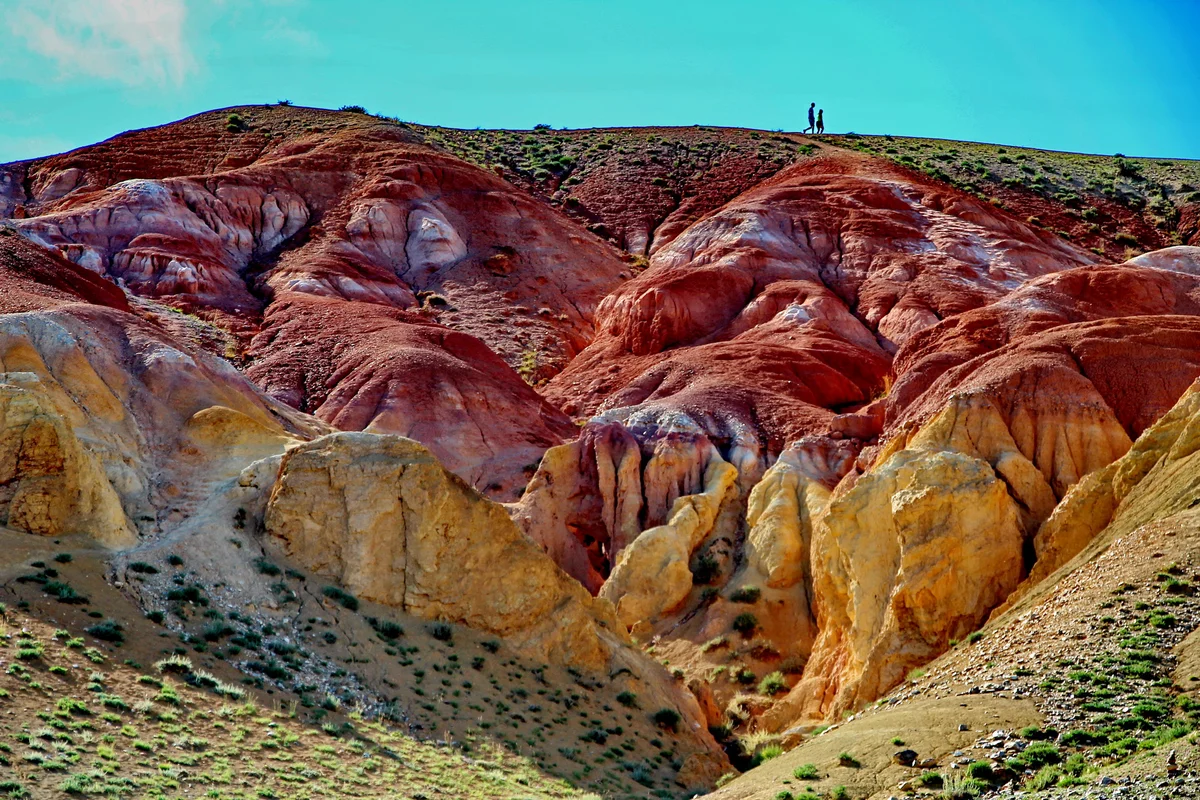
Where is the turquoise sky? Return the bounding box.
[2,0,1197,162]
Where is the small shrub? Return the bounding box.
[730,586,761,604]
[651,708,681,732]
[1026,766,1062,791]
[838,752,860,768]
[428,622,453,642]
[145,611,165,624]
[756,744,783,763]
[691,553,719,584]
[53,553,73,564]
[166,555,184,567]
[1021,741,1062,767]
[617,691,638,708]
[321,586,359,611]
[758,671,788,696]
[965,760,993,781]
[732,613,758,636]
[155,655,194,674]
[166,586,207,605]
[368,617,404,640]
[44,581,88,605]
[128,562,159,575]
[86,621,125,643]
[1059,728,1107,746]
[253,559,281,577]
[793,763,819,780]
[339,104,367,113]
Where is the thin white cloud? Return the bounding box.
[3,0,193,86]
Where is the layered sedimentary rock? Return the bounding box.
[546,153,1093,473]
[1017,377,1200,598]
[248,295,576,493]
[3,107,631,494]
[763,448,1023,726]
[264,432,622,670]
[10,106,1200,752]
[0,228,131,314]
[0,305,318,542]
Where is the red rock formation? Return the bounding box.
[887,263,1200,439]
[547,152,1093,473]
[3,106,631,493]
[0,228,129,313]
[248,294,576,493]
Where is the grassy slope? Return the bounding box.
[831,133,1200,261]
[708,513,1200,800]
[0,604,595,800]
[0,529,697,800]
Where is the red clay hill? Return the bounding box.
[3,106,1198,503]
[8,106,1200,779]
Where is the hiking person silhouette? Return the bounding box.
[816,109,825,134]
[804,102,816,134]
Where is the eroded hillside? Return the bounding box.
[2,105,1200,799]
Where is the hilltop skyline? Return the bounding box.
[1,0,1199,162]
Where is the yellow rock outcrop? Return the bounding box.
[0,308,322,544]
[264,432,628,671]
[765,448,1023,727]
[904,390,1130,534]
[744,456,831,591]
[599,453,738,629]
[1012,377,1200,599]
[0,373,134,546]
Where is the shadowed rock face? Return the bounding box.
[10,109,1200,747]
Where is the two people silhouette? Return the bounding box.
[804,102,825,135]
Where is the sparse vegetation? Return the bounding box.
[732,612,758,637]
[321,585,359,611]
[730,585,761,604]
[651,708,681,732]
